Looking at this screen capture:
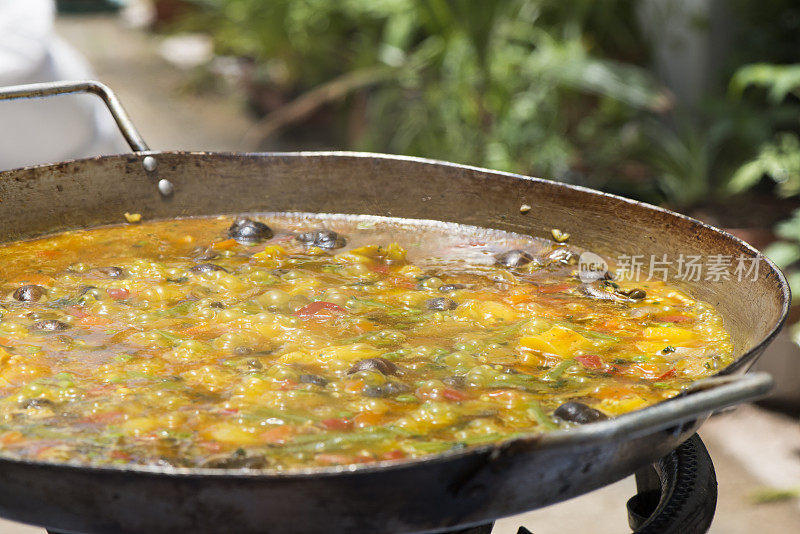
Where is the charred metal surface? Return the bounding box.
[0,424,700,534]
[0,151,788,533]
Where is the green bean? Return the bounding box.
[153,330,183,343]
[280,428,400,453]
[348,297,388,309]
[546,358,577,380]
[528,401,559,430]
[486,320,528,344]
[460,433,505,445]
[245,408,316,424]
[404,441,455,453]
[153,301,193,318]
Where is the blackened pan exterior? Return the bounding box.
[0,152,788,533]
[0,423,698,534]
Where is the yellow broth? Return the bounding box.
[0,214,732,469]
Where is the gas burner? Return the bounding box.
[44,434,717,534]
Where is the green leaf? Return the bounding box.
[774,209,800,242]
[749,486,800,504]
[728,160,767,194]
[731,63,800,103]
[727,134,800,197]
[763,241,800,269]
[786,272,800,305]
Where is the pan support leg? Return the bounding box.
[627,433,717,534]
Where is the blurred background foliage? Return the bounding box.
[169,0,800,216]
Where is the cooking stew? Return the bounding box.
[0,214,732,470]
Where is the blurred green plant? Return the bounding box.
[765,209,800,302]
[731,63,800,103]
[359,1,668,179]
[635,101,781,208]
[725,63,800,198]
[635,60,800,209]
[179,0,800,211]
[185,0,404,90]
[182,0,665,181]
[637,118,724,208]
[765,209,800,345]
[729,133,800,197]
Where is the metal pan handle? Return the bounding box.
[610,371,774,439]
[453,372,772,498]
[0,80,149,153]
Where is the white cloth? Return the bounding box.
[0,0,126,170]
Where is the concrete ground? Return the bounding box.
[0,12,798,534]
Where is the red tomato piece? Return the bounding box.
[320,417,352,431]
[441,388,468,402]
[111,450,132,461]
[107,288,130,300]
[260,425,293,444]
[381,450,407,461]
[657,368,677,380]
[368,264,389,274]
[660,315,691,323]
[295,301,347,317]
[67,306,88,319]
[537,283,573,294]
[576,354,602,369]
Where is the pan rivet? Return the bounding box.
[142,156,158,172]
[158,178,174,197]
[519,204,531,214]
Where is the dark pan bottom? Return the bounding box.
[45,434,716,534]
